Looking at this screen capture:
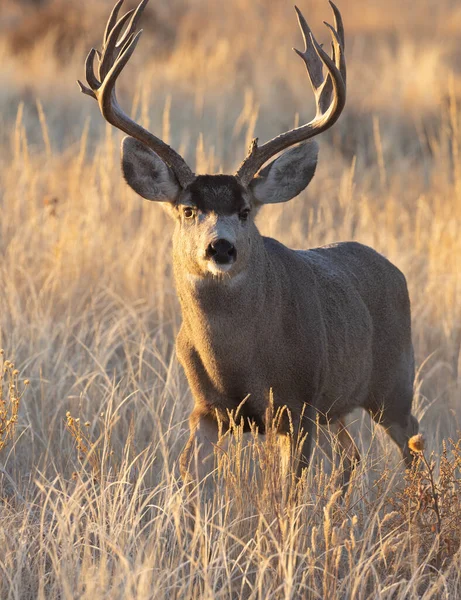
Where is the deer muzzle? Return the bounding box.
[206,239,237,265]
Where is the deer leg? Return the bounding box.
[180,408,221,484]
[369,400,419,468]
[382,414,419,467]
[335,417,361,489]
[368,376,419,468]
[180,409,223,535]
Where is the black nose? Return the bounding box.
[206,239,237,264]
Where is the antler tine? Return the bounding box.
[117,0,149,49]
[329,1,345,53]
[295,7,333,116]
[78,0,195,188]
[77,79,96,99]
[99,0,150,84]
[295,3,345,114]
[328,1,346,82]
[98,8,135,80]
[294,6,323,90]
[320,21,343,108]
[85,48,100,92]
[103,0,124,47]
[236,3,346,186]
[101,30,142,97]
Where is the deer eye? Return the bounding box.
[239,209,250,222]
[183,206,196,219]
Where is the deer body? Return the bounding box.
[176,237,376,426]
[173,179,416,479]
[80,0,419,484]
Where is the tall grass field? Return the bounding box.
[1,0,461,597]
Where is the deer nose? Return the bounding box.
[206,239,237,264]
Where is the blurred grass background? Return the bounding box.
[0,0,460,597]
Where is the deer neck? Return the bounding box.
[173,231,273,339]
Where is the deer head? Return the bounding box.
[79,0,346,281]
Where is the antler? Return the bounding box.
[236,1,346,186]
[78,0,195,188]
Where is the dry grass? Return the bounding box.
[0,353,27,453]
[0,0,461,597]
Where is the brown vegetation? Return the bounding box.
[0,0,460,597]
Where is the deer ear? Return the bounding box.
[249,141,318,205]
[121,137,182,202]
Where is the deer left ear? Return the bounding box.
[249,141,318,205]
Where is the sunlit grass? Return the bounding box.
[0,0,460,597]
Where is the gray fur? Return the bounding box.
[250,141,318,205]
[81,0,415,487]
[121,137,181,202]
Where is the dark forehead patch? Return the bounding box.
[186,175,246,215]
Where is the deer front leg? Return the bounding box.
[180,408,225,535]
[180,408,220,484]
[177,330,228,484]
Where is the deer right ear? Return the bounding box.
[121,137,182,202]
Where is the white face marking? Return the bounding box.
[186,262,247,288]
[207,262,233,276]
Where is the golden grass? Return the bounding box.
[0,0,461,597]
[0,353,27,453]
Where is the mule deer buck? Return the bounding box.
[79,0,419,485]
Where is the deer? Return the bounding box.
[79,0,419,487]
